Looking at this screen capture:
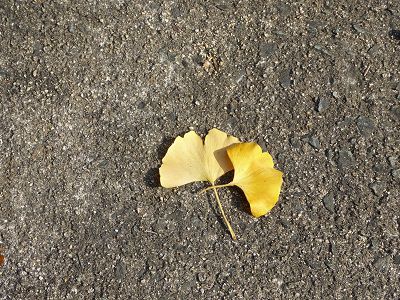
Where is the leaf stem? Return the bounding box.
[199,183,233,194]
[211,186,237,240]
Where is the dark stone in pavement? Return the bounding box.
[259,43,277,59]
[337,150,355,169]
[308,136,321,149]
[316,98,330,113]
[322,192,335,213]
[279,68,292,88]
[369,182,385,197]
[356,116,375,136]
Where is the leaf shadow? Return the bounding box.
[144,168,160,188]
[205,193,229,235]
[204,184,250,236]
[144,136,175,188]
[229,187,251,215]
[216,172,250,215]
[209,171,252,226]
[157,136,175,160]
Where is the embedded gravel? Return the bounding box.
[1,1,399,299]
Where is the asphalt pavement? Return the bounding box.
[0,1,399,299]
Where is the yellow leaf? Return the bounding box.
[159,128,239,187]
[226,142,283,217]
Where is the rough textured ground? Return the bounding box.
[1,0,399,299]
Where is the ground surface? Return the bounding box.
[1,0,399,299]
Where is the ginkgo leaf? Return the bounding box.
[160,130,284,240]
[226,142,283,217]
[159,128,239,187]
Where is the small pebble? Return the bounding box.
[332,28,340,37]
[313,45,331,56]
[390,106,400,120]
[353,24,366,34]
[316,98,330,112]
[273,30,285,36]
[137,101,145,109]
[372,163,385,173]
[167,112,177,121]
[308,136,320,149]
[197,272,207,283]
[115,261,126,279]
[313,44,322,51]
[279,68,292,88]
[372,256,389,270]
[276,2,290,15]
[259,42,277,59]
[322,192,335,213]
[171,6,184,18]
[387,156,397,167]
[369,182,384,196]
[337,150,355,169]
[325,149,334,161]
[289,137,300,148]
[0,69,9,77]
[308,20,323,34]
[393,255,400,265]
[68,24,76,33]
[356,116,375,136]
[192,54,204,66]
[392,169,400,179]
[367,44,379,56]
[233,70,245,84]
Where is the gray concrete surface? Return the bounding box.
[1,0,399,299]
